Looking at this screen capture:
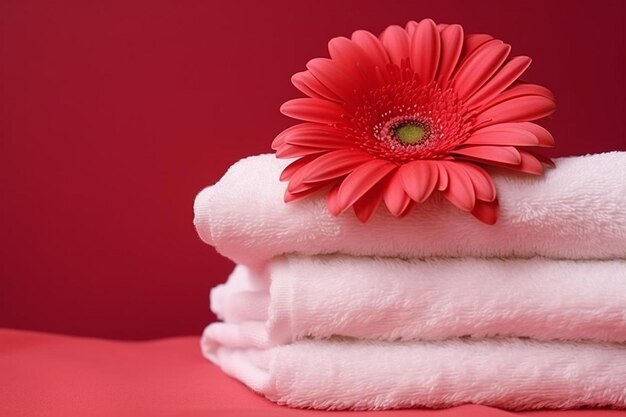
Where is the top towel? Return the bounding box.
[194,152,626,267]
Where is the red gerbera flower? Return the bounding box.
[272,19,556,224]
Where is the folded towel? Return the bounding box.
[211,256,626,345]
[201,331,626,410]
[194,152,626,268]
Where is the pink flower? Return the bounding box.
[272,19,556,224]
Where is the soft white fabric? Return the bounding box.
[201,333,626,410]
[210,256,626,345]
[196,151,626,410]
[194,152,626,268]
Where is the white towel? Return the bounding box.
[194,152,626,268]
[210,256,626,345]
[201,333,626,410]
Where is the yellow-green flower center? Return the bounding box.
[395,123,426,145]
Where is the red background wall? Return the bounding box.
[1,0,625,339]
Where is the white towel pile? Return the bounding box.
[195,152,626,410]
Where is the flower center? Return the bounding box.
[375,114,435,150]
[395,122,426,145]
[341,78,475,163]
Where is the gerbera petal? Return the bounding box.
[399,200,416,218]
[452,145,522,165]
[287,149,373,193]
[464,127,539,147]
[286,177,329,196]
[465,56,532,109]
[337,159,396,213]
[399,160,438,203]
[452,40,511,100]
[291,71,342,102]
[284,129,352,149]
[291,72,321,99]
[280,98,345,124]
[326,183,342,216]
[518,122,556,147]
[279,154,319,181]
[463,150,547,176]
[380,25,410,68]
[475,94,556,126]
[477,83,555,111]
[328,36,377,83]
[383,168,412,217]
[436,24,464,87]
[410,18,440,83]
[464,122,554,147]
[468,122,554,148]
[524,149,556,168]
[471,198,499,225]
[441,163,476,212]
[405,20,418,36]
[351,30,390,69]
[297,149,373,183]
[459,163,497,202]
[275,143,328,158]
[307,58,358,102]
[385,61,405,83]
[509,150,545,175]
[274,122,350,150]
[353,181,386,222]
[272,124,304,149]
[461,33,494,60]
[436,163,449,191]
[280,122,343,136]
[284,136,351,149]
[284,183,325,203]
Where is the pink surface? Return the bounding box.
[0,329,621,417]
[1,0,626,340]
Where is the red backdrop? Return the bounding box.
[1,0,625,339]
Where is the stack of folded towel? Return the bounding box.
[194,151,626,411]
